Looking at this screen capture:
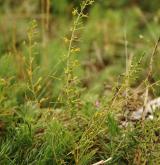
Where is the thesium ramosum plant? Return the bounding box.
[0,0,160,165]
[60,0,95,110]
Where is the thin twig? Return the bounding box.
[141,37,160,121]
[92,157,112,165]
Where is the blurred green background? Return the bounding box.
[0,0,160,106]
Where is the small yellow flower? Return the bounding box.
[0,78,6,85]
[63,37,69,43]
[74,48,80,52]
[27,69,32,77]
[71,48,80,53]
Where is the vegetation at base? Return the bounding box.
[0,0,160,164]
